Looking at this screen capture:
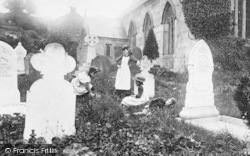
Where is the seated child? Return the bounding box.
[121,76,149,107]
[71,65,100,97]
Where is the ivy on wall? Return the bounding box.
[181,0,231,39]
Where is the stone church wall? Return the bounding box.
[121,0,198,72]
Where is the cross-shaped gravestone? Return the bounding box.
[15,42,27,74]
[85,35,99,63]
[24,43,76,143]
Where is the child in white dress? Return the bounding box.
[121,76,149,107]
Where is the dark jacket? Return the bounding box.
[116,55,138,66]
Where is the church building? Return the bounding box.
[49,0,250,71]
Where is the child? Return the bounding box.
[121,76,149,107]
[71,64,99,97]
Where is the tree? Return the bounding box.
[3,0,36,14]
[143,28,159,61]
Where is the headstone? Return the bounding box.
[86,46,97,63]
[134,56,155,98]
[179,40,219,119]
[132,47,142,60]
[114,46,123,59]
[15,42,27,74]
[24,43,76,143]
[24,53,42,82]
[0,41,21,114]
[85,35,99,63]
[91,55,111,79]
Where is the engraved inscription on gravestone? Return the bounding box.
[0,41,20,110]
[0,59,11,77]
[179,39,219,119]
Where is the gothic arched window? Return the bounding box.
[143,13,153,43]
[162,2,175,55]
[128,21,137,49]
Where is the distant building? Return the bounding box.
[49,7,128,64]
[49,0,250,70]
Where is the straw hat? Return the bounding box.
[134,76,145,83]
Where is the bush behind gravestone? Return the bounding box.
[143,28,159,61]
[234,76,250,123]
[181,0,231,39]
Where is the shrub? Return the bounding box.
[207,37,250,73]
[234,76,250,122]
[0,114,25,144]
[182,0,231,39]
[143,28,159,61]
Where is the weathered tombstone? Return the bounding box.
[130,47,142,77]
[24,43,76,143]
[0,41,21,114]
[134,56,155,98]
[179,40,219,119]
[114,46,123,59]
[132,47,142,60]
[91,55,111,79]
[15,42,27,74]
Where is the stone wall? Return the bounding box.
[120,0,198,72]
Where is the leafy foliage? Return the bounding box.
[143,28,159,61]
[3,0,36,14]
[45,32,79,61]
[181,0,231,39]
[207,37,250,73]
[234,76,250,123]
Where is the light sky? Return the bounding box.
[0,0,133,19]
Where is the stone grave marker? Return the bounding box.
[179,39,219,119]
[0,41,21,114]
[132,47,142,60]
[24,43,76,143]
[85,35,99,63]
[134,56,155,98]
[114,46,123,59]
[91,55,111,78]
[24,53,42,82]
[15,42,27,74]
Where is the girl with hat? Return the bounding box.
[121,76,149,107]
[71,64,100,132]
[71,64,100,97]
[115,45,138,98]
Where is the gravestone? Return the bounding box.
[132,47,142,60]
[24,53,42,82]
[130,47,142,77]
[91,55,111,79]
[24,43,76,143]
[114,46,123,59]
[15,42,27,74]
[0,41,21,114]
[85,35,99,63]
[179,40,219,119]
[134,56,155,98]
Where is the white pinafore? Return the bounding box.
[115,56,131,90]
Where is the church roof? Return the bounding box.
[87,16,127,39]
